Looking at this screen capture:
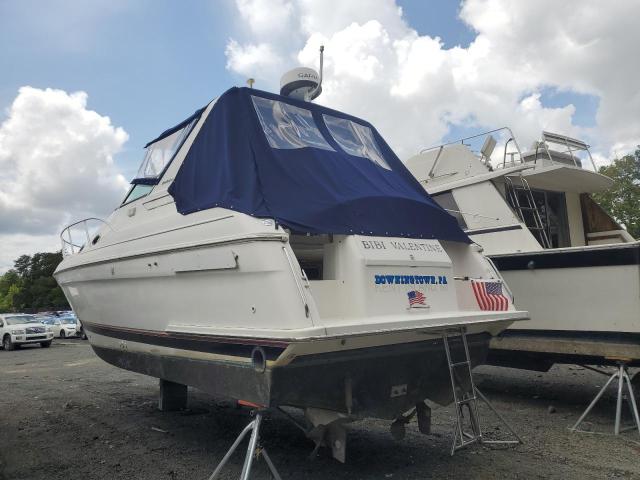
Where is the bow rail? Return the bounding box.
[60,218,111,256]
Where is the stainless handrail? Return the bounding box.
[537,132,598,172]
[418,127,525,171]
[500,137,523,169]
[427,145,445,178]
[419,127,521,155]
[60,218,111,256]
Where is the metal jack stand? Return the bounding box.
[207,409,282,480]
[443,327,523,455]
[570,362,640,436]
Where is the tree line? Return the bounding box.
[0,252,69,312]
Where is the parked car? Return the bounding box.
[0,313,54,350]
[39,315,78,338]
[58,316,80,338]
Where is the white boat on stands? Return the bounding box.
[54,70,526,460]
[406,129,640,371]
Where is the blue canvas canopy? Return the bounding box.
[168,87,470,243]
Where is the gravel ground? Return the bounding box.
[1,341,639,480]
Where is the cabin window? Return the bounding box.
[135,118,198,182]
[122,184,154,205]
[431,191,467,229]
[322,115,390,170]
[251,96,334,151]
[123,116,198,205]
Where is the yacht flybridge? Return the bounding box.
[54,65,526,463]
[406,129,640,372]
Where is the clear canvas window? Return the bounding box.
[323,115,390,170]
[251,96,333,151]
[135,118,197,181]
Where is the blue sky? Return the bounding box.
[0,0,604,179]
[397,0,476,48]
[1,1,236,178]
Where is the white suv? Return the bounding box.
[0,314,54,350]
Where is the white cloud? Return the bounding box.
[224,0,640,160]
[225,40,283,78]
[0,86,128,271]
[296,0,407,39]
[234,0,294,37]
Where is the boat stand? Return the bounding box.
[443,328,523,455]
[570,362,640,436]
[207,408,282,480]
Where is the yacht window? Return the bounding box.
[323,115,390,170]
[251,96,334,151]
[135,118,197,182]
[431,191,467,229]
[122,184,154,205]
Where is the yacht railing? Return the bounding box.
[419,127,598,173]
[60,218,111,256]
[419,127,525,171]
[530,131,598,172]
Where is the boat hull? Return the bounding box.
[55,212,525,417]
[489,330,640,370]
[488,242,640,368]
[86,323,491,419]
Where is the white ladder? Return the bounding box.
[442,327,523,455]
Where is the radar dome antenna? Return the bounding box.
[279,45,325,102]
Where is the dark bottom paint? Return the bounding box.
[92,333,491,420]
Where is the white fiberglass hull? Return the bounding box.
[488,242,640,367]
[55,207,525,418]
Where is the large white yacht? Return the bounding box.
[406,129,639,371]
[54,69,526,459]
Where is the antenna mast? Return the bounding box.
[306,45,324,101]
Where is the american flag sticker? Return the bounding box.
[407,290,427,308]
[471,280,509,311]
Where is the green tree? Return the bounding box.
[2,284,22,311]
[0,252,68,312]
[0,270,21,312]
[593,148,640,239]
[13,255,31,277]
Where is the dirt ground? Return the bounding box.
[0,340,639,480]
